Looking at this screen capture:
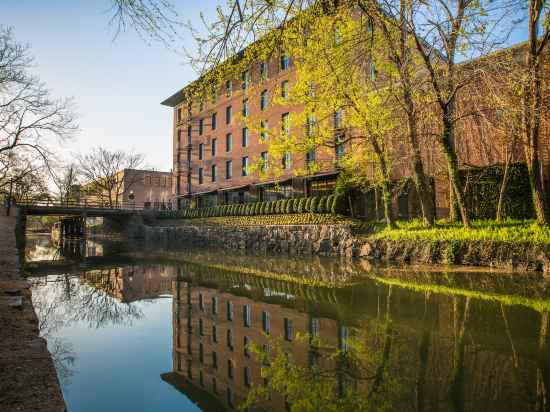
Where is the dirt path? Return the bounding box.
[0,211,65,411]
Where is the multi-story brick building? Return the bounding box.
[162,38,550,219]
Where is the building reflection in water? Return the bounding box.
[164,265,550,412]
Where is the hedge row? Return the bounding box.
[157,195,348,220]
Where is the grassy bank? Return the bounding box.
[371,219,550,246]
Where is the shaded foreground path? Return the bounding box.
[0,210,65,411]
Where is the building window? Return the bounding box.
[212,324,218,343]
[227,387,234,408]
[198,168,204,184]
[187,360,192,379]
[212,297,218,315]
[281,80,289,99]
[335,135,345,159]
[340,326,349,353]
[242,127,249,147]
[177,107,182,122]
[310,317,320,339]
[244,336,251,358]
[242,156,249,176]
[177,129,182,146]
[282,152,291,170]
[211,112,217,130]
[199,293,204,310]
[242,70,250,89]
[227,301,234,321]
[199,118,204,135]
[334,108,343,129]
[199,342,204,363]
[370,59,377,81]
[212,351,218,369]
[226,80,233,97]
[227,329,234,350]
[242,98,249,117]
[281,112,290,136]
[244,366,252,387]
[260,151,269,173]
[260,61,268,79]
[226,105,232,124]
[306,114,316,136]
[226,160,233,179]
[226,133,232,152]
[211,139,217,157]
[284,318,293,341]
[262,311,270,334]
[260,120,268,141]
[306,149,316,165]
[260,90,268,110]
[228,359,234,380]
[243,304,251,327]
[213,377,218,394]
[211,164,217,182]
[198,143,204,160]
[199,100,204,112]
[280,53,289,70]
[187,125,192,145]
[199,318,204,336]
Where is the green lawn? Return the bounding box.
[371,219,550,245]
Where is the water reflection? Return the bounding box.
[25,237,550,412]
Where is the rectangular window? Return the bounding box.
[187,334,192,354]
[340,326,349,352]
[199,318,204,336]
[198,143,204,160]
[281,80,289,99]
[262,311,270,334]
[242,70,250,89]
[310,317,320,339]
[212,324,218,343]
[227,301,233,321]
[260,120,268,141]
[243,304,251,327]
[307,114,316,136]
[282,152,291,170]
[226,160,233,179]
[282,112,290,136]
[199,342,204,363]
[213,377,217,394]
[335,135,345,159]
[212,351,218,369]
[260,90,268,110]
[228,360,234,379]
[211,164,217,182]
[261,151,268,173]
[334,108,343,129]
[199,118,204,135]
[244,366,252,387]
[187,125,192,145]
[227,329,234,350]
[211,112,217,130]
[212,297,218,315]
[260,61,268,79]
[226,80,233,97]
[306,149,316,165]
[199,293,205,311]
[284,318,293,341]
[198,168,203,184]
[211,138,217,157]
[242,99,249,117]
[177,107,182,122]
[242,156,249,176]
[177,129,182,146]
[226,106,232,124]
[226,133,232,152]
[280,53,289,70]
[244,336,251,358]
[242,127,249,147]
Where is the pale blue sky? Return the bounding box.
[3,0,218,172]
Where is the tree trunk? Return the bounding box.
[496,146,513,222]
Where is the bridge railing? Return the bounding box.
[15,200,172,211]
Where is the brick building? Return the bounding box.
[162,38,550,219]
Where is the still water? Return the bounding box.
[25,235,550,412]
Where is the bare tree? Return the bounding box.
[78,147,144,207]
[51,163,80,204]
[0,26,77,165]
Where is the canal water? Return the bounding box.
[25,235,550,412]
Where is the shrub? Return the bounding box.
[332,194,347,215]
[274,200,281,214]
[305,197,312,212]
[297,198,305,213]
[317,196,326,213]
[310,196,319,213]
[285,199,292,214]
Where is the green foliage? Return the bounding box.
[286,199,293,213]
[305,197,312,212]
[332,194,348,215]
[298,197,306,213]
[310,196,320,213]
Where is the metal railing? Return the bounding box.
[15,200,156,211]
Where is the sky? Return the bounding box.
[3,0,218,172]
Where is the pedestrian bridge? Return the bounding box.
[16,201,147,217]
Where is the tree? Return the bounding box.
[77,147,144,207]
[0,26,76,166]
[52,163,80,204]
[522,0,550,225]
